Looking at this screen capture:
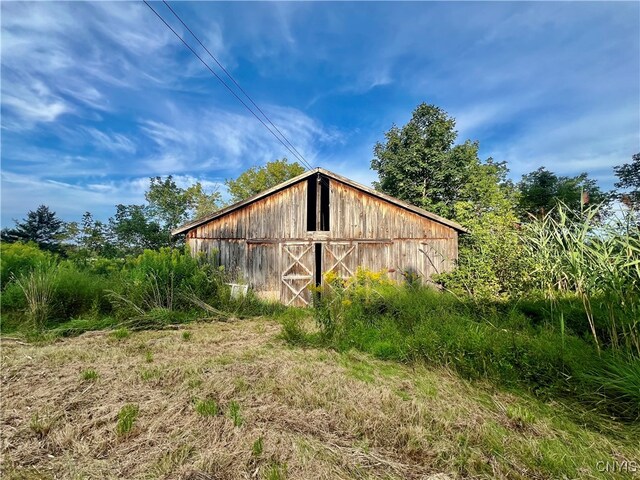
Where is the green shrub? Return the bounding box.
[0,282,27,313]
[124,247,224,310]
[51,261,115,320]
[280,316,308,345]
[182,331,191,341]
[116,404,139,436]
[1,242,54,287]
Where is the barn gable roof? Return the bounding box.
[172,168,467,235]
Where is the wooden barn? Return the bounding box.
[172,168,466,306]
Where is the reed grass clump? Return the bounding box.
[523,203,640,357]
[14,265,57,330]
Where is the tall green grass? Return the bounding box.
[523,203,640,356]
[13,264,58,330]
[1,245,295,336]
[296,272,640,420]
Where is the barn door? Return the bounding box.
[280,242,314,306]
[323,242,357,280]
[418,240,449,283]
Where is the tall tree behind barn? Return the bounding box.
[173,168,466,306]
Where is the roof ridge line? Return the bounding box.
[172,168,467,235]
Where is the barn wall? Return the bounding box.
[188,180,308,240]
[185,175,460,306]
[329,180,456,241]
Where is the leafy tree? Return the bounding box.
[225,158,306,203]
[185,183,221,220]
[371,103,477,218]
[439,160,529,298]
[1,205,65,253]
[371,103,531,298]
[78,212,111,256]
[614,152,640,210]
[517,167,609,219]
[108,204,167,255]
[146,176,221,227]
[145,176,192,233]
[144,175,222,247]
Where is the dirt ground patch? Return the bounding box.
[1,319,637,479]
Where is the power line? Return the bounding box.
[161,0,312,170]
[142,0,313,171]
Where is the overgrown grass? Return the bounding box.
[13,265,57,330]
[523,203,640,356]
[1,244,301,339]
[287,272,640,420]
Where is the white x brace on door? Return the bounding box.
[280,242,314,306]
[324,242,356,279]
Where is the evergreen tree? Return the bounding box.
[1,205,65,253]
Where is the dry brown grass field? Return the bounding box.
[1,318,638,479]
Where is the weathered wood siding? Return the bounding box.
[329,181,456,240]
[187,181,308,241]
[185,176,459,305]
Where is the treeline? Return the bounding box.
[0,159,305,258]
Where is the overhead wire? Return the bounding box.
[142,0,314,171]
[143,0,333,208]
[160,0,311,171]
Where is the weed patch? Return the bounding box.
[195,398,218,417]
[110,327,130,340]
[228,400,243,427]
[116,404,139,436]
[81,369,99,381]
[29,412,54,439]
[252,436,264,457]
[263,461,287,480]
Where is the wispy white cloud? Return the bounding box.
[1,1,637,226]
[1,74,71,127]
[81,128,137,155]
[136,102,340,175]
[0,1,206,129]
[485,103,639,180]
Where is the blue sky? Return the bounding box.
[1,1,639,226]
